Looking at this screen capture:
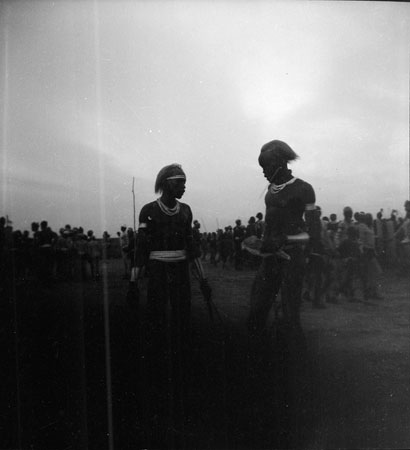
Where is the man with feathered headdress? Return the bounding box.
[128,162,209,315]
[247,140,321,338]
[127,163,211,441]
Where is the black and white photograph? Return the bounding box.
[1,1,409,449]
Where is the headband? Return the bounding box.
[166,175,186,180]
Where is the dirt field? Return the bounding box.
[2,258,409,449]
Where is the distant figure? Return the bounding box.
[200,232,208,261]
[55,228,70,280]
[335,207,355,249]
[192,220,202,256]
[246,216,257,237]
[38,220,55,282]
[233,219,245,270]
[255,212,265,239]
[337,226,365,302]
[374,210,385,264]
[394,201,410,244]
[119,225,129,279]
[73,230,90,280]
[247,140,321,338]
[126,227,137,270]
[87,230,101,280]
[220,226,234,269]
[208,232,218,266]
[304,206,333,309]
[394,201,410,272]
[327,213,338,244]
[102,231,111,259]
[357,213,383,299]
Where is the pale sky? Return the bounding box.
[1,0,409,235]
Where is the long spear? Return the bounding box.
[131,177,139,284]
[201,217,207,233]
[132,177,136,233]
[132,177,138,273]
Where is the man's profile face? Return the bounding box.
[260,160,282,182]
[166,178,186,199]
[259,151,283,182]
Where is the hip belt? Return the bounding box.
[285,232,310,245]
[149,250,187,262]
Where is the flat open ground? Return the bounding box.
[2,258,409,449]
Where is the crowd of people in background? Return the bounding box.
[1,201,409,302]
[0,218,114,285]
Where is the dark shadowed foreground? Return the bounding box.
[2,259,409,449]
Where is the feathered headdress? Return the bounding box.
[155,163,186,193]
[258,140,299,165]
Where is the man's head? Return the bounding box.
[343,206,353,221]
[121,225,126,232]
[155,163,186,198]
[258,140,298,182]
[256,212,263,221]
[330,213,337,222]
[356,212,365,223]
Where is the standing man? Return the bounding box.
[233,219,245,270]
[127,163,211,445]
[192,219,202,258]
[128,163,210,332]
[255,212,265,239]
[334,207,355,249]
[248,140,320,338]
[119,225,129,279]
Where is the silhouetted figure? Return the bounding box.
[233,219,245,270]
[248,140,320,337]
[337,226,365,302]
[127,163,211,447]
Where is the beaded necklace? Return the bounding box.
[269,177,297,194]
[157,198,180,216]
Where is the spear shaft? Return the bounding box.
[132,177,136,232]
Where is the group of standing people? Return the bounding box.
[303,205,383,310]
[1,137,408,447]
[192,214,265,270]
[126,139,409,353]
[0,219,113,285]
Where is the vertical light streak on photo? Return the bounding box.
[93,2,114,448]
[1,5,10,215]
[2,6,22,449]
